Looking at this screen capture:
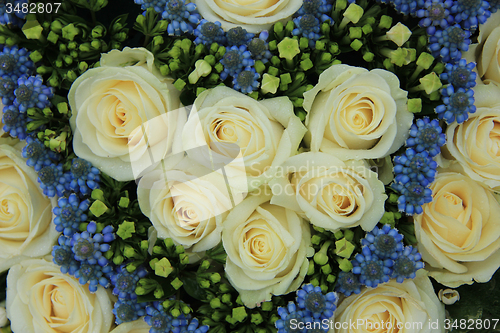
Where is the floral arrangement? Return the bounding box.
[0,0,500,332]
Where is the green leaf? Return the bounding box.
[181,272,207,301]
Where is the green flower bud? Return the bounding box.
[210,273,221,284]
[47,31,59,44]
[123,245,137,258]
[307,260,315,275]
[22,19,44,40]
[349,27,362,39]
[335,238,355,258]
[416,52,435,70]
[350,39,363,51]
[386,22,412,47]
[210,298,222,309]
[89,199,108,217]
[408,98,422,113]
[91,40,101,50]
[251,313,264,325]
[419,72,442,94]
[340,3,364,29]
[338,258,353,272]
[51,20,63,33]
[222,293,231,304]
[378,15,393,29]
[188,59,212,84]
[64,56,73,65]
[363,51,374,62]
[155,257,174,278]
[219,283,230,293]
[79,43,91,52]
[232,307,247,323]
[164,238,175,248]
[92,25,105,38]
[170,307,181,318]
[200,279,210,289]
[277,37,300,61]
[113,255,124,265]
[62,24,79,41]
[116,32,128,42]
[261,301,273,311]
[171,277,184,290]
[260,74,280,94]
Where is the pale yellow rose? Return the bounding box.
[109,319,150,333]
[69,47,184,181]
[6,258,113,333]
[444,84,500,188]
[414,172,500,288]
[181,86,306,192]
[138,156,245,252]
[331,272,445,333]
[304,64,413,160]
[0,142,58,272]
[269,152,386,232]
[464,11,500,86]
[222,189,311,308]
[194,0,303,33]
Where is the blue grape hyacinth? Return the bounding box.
[110,265,148,300]
[392,181,433,214]
[417,0,454,31]
[436,85,476,124]
[14,75,54,112]
[428,25,470,63]
[232,67,260,93]
[440,59,477,89]
[53,193,90,236]
[352,246,392,288]
[275,302,307,333]
[393,149,437,186]
[0,46,34,78]
[2,104,28,139]
[296,284,337,320]
[145,302,174,333]
[113,298,147,324]
[67,158,100,195]
[361,224,404,259]
[392,246,425,283]
[335,271,361,296]
[406,117,446,157]
[193,19,226,46]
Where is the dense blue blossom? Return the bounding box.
[173,317,209,333]
[226,26,254,46]
[275,302,307,333]
[392,181,433,214]
[391,246,425,283]
[110,265,148,300]
[220,45,254,80]
[335,271,361,296]
[393,149,437,186]
[53,193,90,236]
[134,0,167,12]
[247,31,272,63]
[162,0,200,35]
[0,75,17,105]
[2,104,28,139]
[232,67,259,93]
[392,0,419,15]
[22,137,59,172]
[113,299,147,325]
[193,19,226,46]
[67,158,100,195]
[145,302,174,333]
[406,117,446,157]
[296,284,337,320]
[37,164,66,197]
[435,85,476,123]
[0,0,29,26]
[352,247,392,288]
[296,0,333,23]
[428,25,470,63]
[361,224,404,259]
[451,0,491,30]
[292,15,321,48]
[441,59,477,88]
[417,0,454,32]
[0,46,34,78]
[490,0,500,12]
[52,236,79,275]
[14,75,54,112]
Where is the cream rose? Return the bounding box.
[182,86,306,192]
[6,258,113,333]
[222,189,311,308]
[0,141,58,272]
[69,47,184,181]
[138,156,244,252]
[413,172,500,288]
[109,319,150,333]
[269,152,386,232]
[194,0,302,33]
[332,272,445,333]
[304,64,413,160]
[444,84,500,188]
[464,11,500,86]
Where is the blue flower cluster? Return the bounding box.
[391,116,445,214]
[53,222,115,292]
[275,284,337,333]
[145,302,209,333]
[292,0,333,48]
[345,225,424,289]
[0,0,29,26]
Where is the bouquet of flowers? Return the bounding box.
[0,0,500,332]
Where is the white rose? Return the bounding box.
[194,0,303,33]
[69,47,184,181]
[138,156,244,252]
[222,189,311,308]
[269,152,386,232]
[414,172,500,288]
[109,319,150,333]
[464,11,500,86]
[332,272,445,333]
[182,86,306,192]
[444,84,500,188]
[303,64,413,160]
[0,142,58,272]
[6,258,113,333]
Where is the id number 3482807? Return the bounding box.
[5,2,61,14]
